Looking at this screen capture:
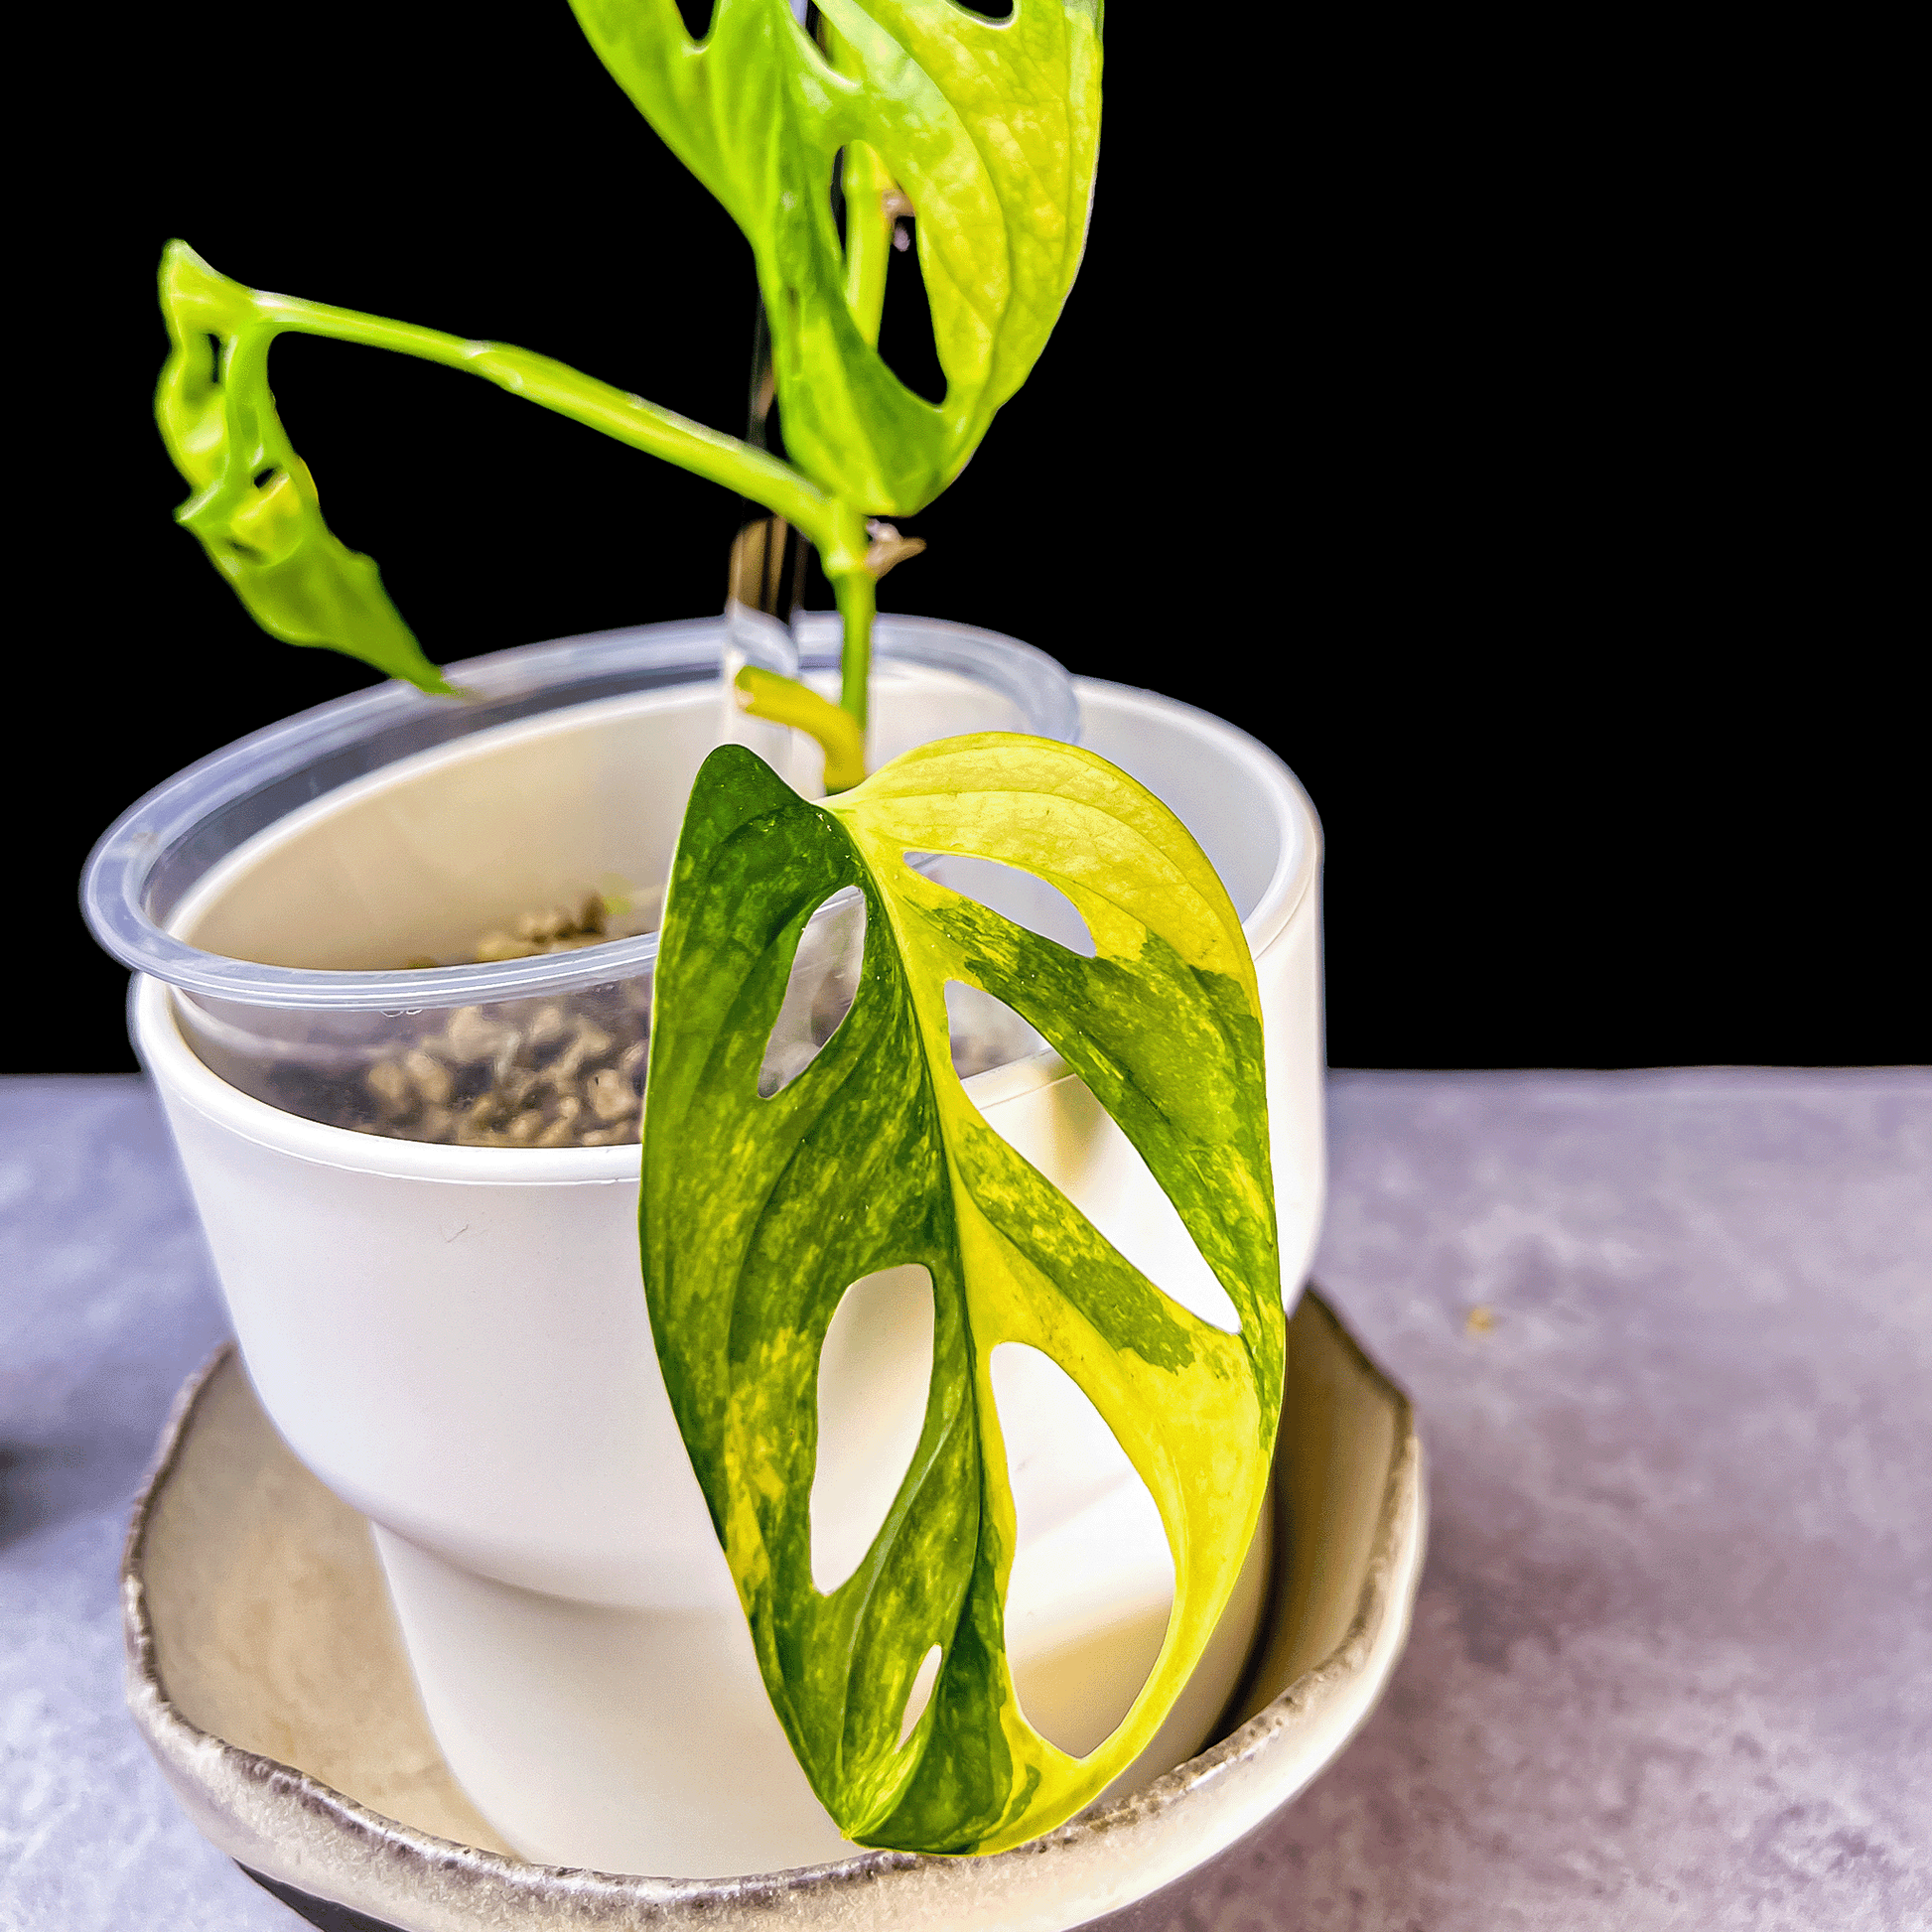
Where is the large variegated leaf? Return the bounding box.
[570,0,1103,514]
[640,736,1282,1855]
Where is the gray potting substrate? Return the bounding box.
[251,889,1034,1149]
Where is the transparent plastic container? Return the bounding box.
[83,614,1079,1146]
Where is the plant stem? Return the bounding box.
[252,290,852,567]
[832,565,876,735]
[815,19,897,744]
[239,271,890,747]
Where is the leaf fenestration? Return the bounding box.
[640,734,1282,1855]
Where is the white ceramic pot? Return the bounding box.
[92,618,1323,1877]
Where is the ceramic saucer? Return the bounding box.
[123,1287,1425,1932]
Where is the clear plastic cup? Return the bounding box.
[83,614,1079,1146]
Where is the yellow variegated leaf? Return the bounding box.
[640,734,1283,1854]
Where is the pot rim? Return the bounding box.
[128,673,1320,1183]
[81,613,1079,1013]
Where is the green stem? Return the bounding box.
[201,260,887,743]
[815,19,892,753]
[254,290,848,562]
[833,565,876,738]
[274,288,882,728]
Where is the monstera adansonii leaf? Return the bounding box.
[155,242,454,694]
[571,0,1102,515]
[640,735,1284,1856]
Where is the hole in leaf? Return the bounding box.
[945,980,1047,1079]
[907,853,1096,958]
[992,1342,1173,1757]
[954,0,1014,16]
[830,147,849,254]
[899,1643,943,1746]
[959,990,1243,1334]
[876,221,947,405]
[759,890,865,1097]
[811,1263,935,1595]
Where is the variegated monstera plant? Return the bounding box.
[154,0,1285,1857]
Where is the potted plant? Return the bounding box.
[87,0,1326,1878]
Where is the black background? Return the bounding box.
[16,4,1917,1071]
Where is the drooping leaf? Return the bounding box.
[640,736,1282,1855]
[570,0,1103,515]
[155,241,453,694]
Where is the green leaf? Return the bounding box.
[640,735,1283,1855]
[155,242,454,694]
[570,0,1103,515]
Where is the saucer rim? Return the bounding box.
[122,1286,1425,1930]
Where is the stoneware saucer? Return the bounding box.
[122,1289,1425,1932]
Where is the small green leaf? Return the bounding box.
[156,241,453,694]
[570,0,1102,514]
[640,735,1282,1855]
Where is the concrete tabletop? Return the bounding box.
[3,1070,1928,1931]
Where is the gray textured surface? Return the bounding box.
[0,1077,264,1931]
[5,1070,1930,1931]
